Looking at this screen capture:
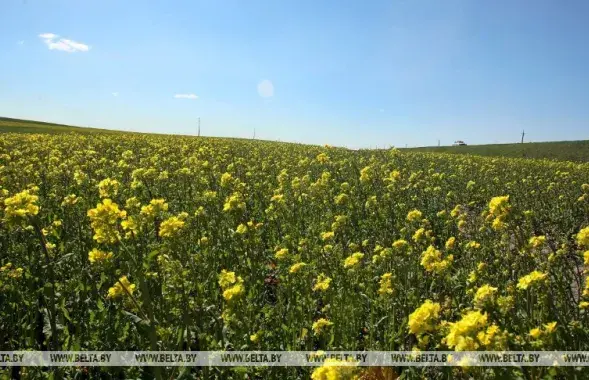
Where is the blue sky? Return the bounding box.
[1,0,588,148]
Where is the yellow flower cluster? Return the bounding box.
[408,300,440,336]
[311,358,358,380]
[312,318,333,335]
[313,274,331,292]
[159,213,188,238]
[420,245,453,274]
[107,276,136,299]
[3,190,39,222]
[88,248,113,264]
[97,178,120,198]
[343,252,364,269]
[378,273,394,296]
[473,284,498,308]
[517,270,548,290]
[445,311,505,351]
[218,270,244,302]
[87,199,126,244]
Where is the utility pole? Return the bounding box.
[521,130,525,144]
[253,128,256,139]
[438,139,440,147]
[197,118,201,137]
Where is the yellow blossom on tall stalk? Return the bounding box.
[517,271,548,290]
[488,195,510,216]
[313,274,332,292]
[473,285,498,308]
[378,273,394,296]
[577,227,589,248]
[275,248,289,260]
[87,199,126,244]
[159,213,187,238]
[140,199,168,218]
[529,236,546,248]
[406,209,422,222]
[311,358,358,380]
[408,300,440,336]
[289,262,307,274]
[312,318,333,335]
[88,248,113,264]
[3,190,39,223]
[107,276,136,299]
[444,310,489,351]
[218,270,244,302]
[97,178,120,198]
[343,252,364,269]
[445,237,456,250]
[420,246,453,274]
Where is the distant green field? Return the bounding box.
[0,117,122,135]
[404,140,589,162]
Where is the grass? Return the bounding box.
[404,140,589,162]
[0,117,123,135]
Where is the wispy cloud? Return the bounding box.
[39,33,90,53]
[17,40,24,45]
[112,92,119,97]
[174,94,198,99]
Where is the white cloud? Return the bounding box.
[17,40,24,45]
[174,94,198,99]
[257,79,274,98]
[39,33,90,53]
[112,92,119,97]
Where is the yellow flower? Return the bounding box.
[159,215,186,238]
[412,228,426,243]
[236,223,248,234]
[222,281,245,302]
[420,245,453,274]
[445,237,456,250]
[223,192,246,212]
[87,199,126,244]
[218,270,237,289]
[529,328,542,339]
[343,252,364,269]
[544,322,557,334]
[275,248,289,260]
[321,231,335,241]
[407,209,423,222]
[289,262,307,274]
[312,318,333,335]
[311,358,358,380]
[488,195,510,216]
[492,217,506,231]
[140,199,168,218]
[473,285,498,308]
[97,178,120,198]
[466,241,481,249]
[88,248,113,264]
[378,273,394,296]
[3,190,39,222]
[313,274,332,292]
[250,332,261,343]
[577,227,589,248]
[445,311,488,351]
[408,300,440,336]
[392,239,409,250]
[529,236,546,248]
[517,271,548,290]
[107,276,136,299]
[584,250,589,266]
